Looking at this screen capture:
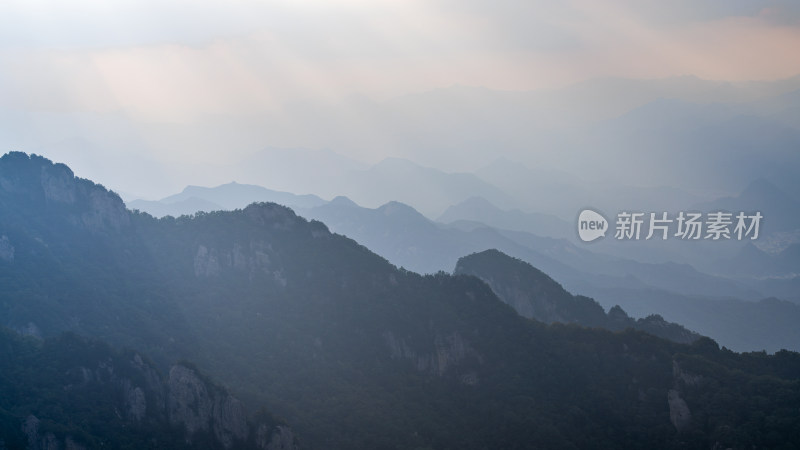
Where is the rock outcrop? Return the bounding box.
[0,152,130,233]
[193,240,283,282]
[168,365,249,448]
[383,330,482,383]
[667,389,692,432]
[257,425,298,450]
[666,359,700,432]
[22,415,87,450]
[0,235,13,262]
[191,238,294,291]
[22,347,295,450]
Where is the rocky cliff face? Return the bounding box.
[0,152,130,233]
[190,202,328,285]
[666,359,702,433]
[256,425,298,450]
[22,415,87,450]
[168,365,249,448]
[193,240,286,285]
[11,341,297,450]
[383,330,483,384]
[0,235,13,262]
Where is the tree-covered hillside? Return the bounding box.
[0,328,295,450]
[455,249,700,344]
[1,152,800,449]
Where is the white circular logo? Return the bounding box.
[577,209,608,242]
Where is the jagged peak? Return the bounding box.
[608,305,630,319]
[0,151,129,231]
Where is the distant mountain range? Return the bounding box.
[337,157,515,217]
[128,182,326,218]
[18,75,800,213]
[300,196,800,353]
[438,196,571,239]
[694,178,800,236]
[5,152,800,448]
[125,177,800,352]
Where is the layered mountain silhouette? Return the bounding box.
[438,196,570,239]
[125,180,800,352]
[301,198,800,352]
[473,158,704,220]
[3,152,800,448]
[338,158,514,217]
[570,96,800,194]
[129,182,325,218]
[719,242,800,278]
[455,250,699,344]
[694,178,800,236]
[22,76,800,211]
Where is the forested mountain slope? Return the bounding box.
[1,152,799,449]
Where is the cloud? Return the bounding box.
[0,1,798,198]
[1,0,799,142]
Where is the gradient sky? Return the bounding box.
[1,0,799,197]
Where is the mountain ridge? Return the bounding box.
[3,152,800,448]
[455,249,700,344]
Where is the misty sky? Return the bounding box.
[1,0,799,199]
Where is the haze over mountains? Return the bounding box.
[111,77,800,267]
[4,0,800,446]
[128,183,325,219]
[455,250,700,345]
[3,152,800,449]
[125,156,800,354]
[13,75,799,204]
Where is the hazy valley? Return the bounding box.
[2,9,800,445]
[1,152,799,449]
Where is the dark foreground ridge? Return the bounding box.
[1,152,800,449]
[0,329,296,449]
